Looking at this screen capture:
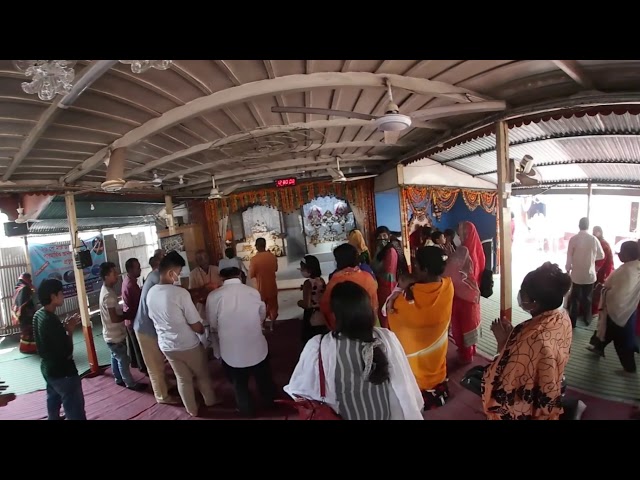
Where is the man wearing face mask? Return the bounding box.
[147,252,219,417]
[133,251,179,406]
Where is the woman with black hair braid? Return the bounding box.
[285,281,424,420]
[388,247,454,409]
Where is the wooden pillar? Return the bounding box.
[495,121,513,323]
[397,164,411,270]
[23,236,32,274]
[64,193,100,376]
[586,181,593,220]
[164,194,176,235]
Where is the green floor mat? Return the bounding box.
[0,322,112,396]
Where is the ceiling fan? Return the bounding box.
[99,148,164,193]
[206,176,243,199]
[271,78,507,145]
[15,205,41,224]
[328,157,378,183]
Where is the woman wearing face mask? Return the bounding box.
[372,226,400,328]
[146,252,219,417]
[443,221,484,364]
[298,255,327,345]
[482,262,573,420]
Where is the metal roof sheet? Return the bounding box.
[28,216,155,235]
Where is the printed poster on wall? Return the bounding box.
[159,233,184,253]
[29,235,107,298]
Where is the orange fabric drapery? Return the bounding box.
[191,179,377,262]
[402,185,497,222]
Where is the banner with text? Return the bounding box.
[29,235,107,298]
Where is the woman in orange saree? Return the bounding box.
[444,221,484,364]
[388,247,454,409]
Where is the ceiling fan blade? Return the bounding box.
[271,106,378,121]
[384,131,401,145]
[409,101,507,121]
[346,174,378,181]
[221,183,243,196]
[123,180,154,189]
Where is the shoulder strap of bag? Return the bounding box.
[318,334,327,399]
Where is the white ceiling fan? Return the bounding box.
[206,176,243,199]
[328,157,378,183]
[15,205,41,224]
[99,149,164,193]
[271,78,507,145]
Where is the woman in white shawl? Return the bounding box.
[588,241,640,374]
[285,281,424,420]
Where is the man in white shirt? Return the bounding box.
[147,252,218,417]
[566,217,604,328]
[99,262,145,391]
[206,267,277,416]
[587,241,640,373]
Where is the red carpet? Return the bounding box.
[0,319,635,420]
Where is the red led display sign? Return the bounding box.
[275,178,297,188]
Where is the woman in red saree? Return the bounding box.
[371,226,399,328]
[11,273,37,354]
[592,226,614,316]
[444,221,485,363]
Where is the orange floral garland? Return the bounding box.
[197,179,377,261]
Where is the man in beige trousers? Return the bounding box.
[147,252,219,417]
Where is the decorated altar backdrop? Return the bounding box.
[237,205,285,260]
[201,179,376,262]
[401,186,498,269]
[302,196,355,254]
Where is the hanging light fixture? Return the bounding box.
[119,60,172,74]
[13,60,77,101]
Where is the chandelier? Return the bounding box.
[13,60,77,101]
[119,60,172,74]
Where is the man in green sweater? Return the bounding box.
[33,279,86,420]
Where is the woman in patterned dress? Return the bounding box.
[298,255,327,345]
[11,273,38,354]
[482,262,573,420]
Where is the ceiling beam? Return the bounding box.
[61,72,490,183]
[125,119,407,180]
[3,61,116,182]
[0,180,100,193]
[162,140,403,180]
[167,155,388,191]
[551,60,594,89]
[179,166,376,197]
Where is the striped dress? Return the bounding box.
[334,336,392,420]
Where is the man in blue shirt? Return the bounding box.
[134,252,180,405]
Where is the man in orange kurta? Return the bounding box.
[249,238,279,327]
